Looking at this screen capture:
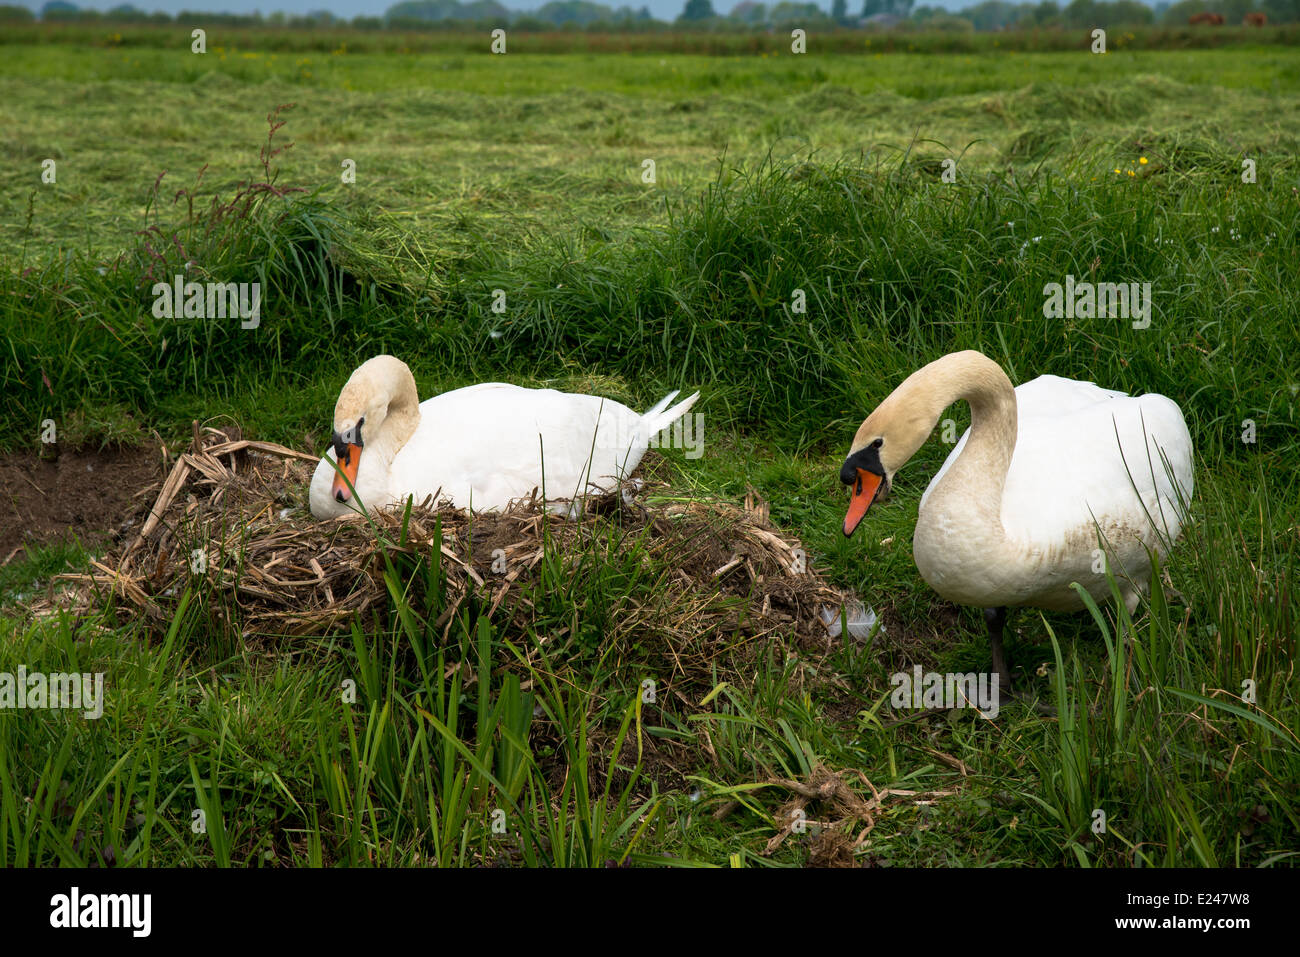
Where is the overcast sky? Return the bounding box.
[17,0,988,23]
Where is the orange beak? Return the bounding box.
[843,468,883,537]
[330,444,362,503]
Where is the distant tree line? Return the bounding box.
[4,0,1296,29]
[385,0,659,29]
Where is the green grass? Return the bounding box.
[0,35,1297,867]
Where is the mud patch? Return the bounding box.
[0,445,163,565]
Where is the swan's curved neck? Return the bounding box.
[370,373,421,468]
[336,355,422,466]
[376,392,420,461]
[915,352,1017,528]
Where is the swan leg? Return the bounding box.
[984,606,1012,691]
[984,606,1055,715]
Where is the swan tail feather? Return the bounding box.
[641,390,680,420]
[640,390,700,438]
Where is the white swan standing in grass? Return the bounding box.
[840,350,1194,691]
[309,355,700,519]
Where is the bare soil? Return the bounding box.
[0,445,163,564]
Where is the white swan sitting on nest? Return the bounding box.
[839,349,1194,691]
[310,355,699,519]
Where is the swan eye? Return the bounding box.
[332,417,367,459]
[871,438,883,449]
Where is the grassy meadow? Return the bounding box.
[1,28,1297,867]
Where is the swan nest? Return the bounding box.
[38,426,862,669]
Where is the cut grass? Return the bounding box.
[4,43,1299,265]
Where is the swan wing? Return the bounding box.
[389,385,700,510]
[921,375,1193,588]
[1000,386,1192,543]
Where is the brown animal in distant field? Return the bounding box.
[1188,11,1225,24]
[1244,12,1266,25]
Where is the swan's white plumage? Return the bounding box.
[309,372,699,519]
[915,371,1194,612]
[845,353,1194,620]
